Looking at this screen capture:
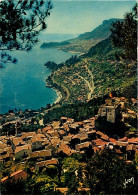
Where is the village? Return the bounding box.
[0,96,137,191]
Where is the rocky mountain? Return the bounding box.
[41,18,121,53]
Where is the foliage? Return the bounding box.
[86,148,137,194]
[1,178,26,194]
[0,0,53,67]
[43,95,107,124]
[111,4,137,60]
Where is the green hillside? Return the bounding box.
[41,18,121,53]
[46,36,136,105]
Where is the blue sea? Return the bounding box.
[0,33,78,114]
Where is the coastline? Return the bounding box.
[54,89,62,104]
[45,76,63,105]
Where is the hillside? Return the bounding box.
[41,18,121,53]
[46,36,137,105]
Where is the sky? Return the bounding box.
[44,0,136,35]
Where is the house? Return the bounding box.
[69,123,80,134]
[35,158,58,171]
[31,134,47,151]
[87,130,96,139]
[75,141,92,152]
[98,97,121,123]
[0,146,14,162]
[21,132,36,140]
[50,138,61,147]
[58,130,66,138]
[1,170,27,183]
[42,126,53,135]
[14,144,32,160]
[58,143,75,156]
[70,135,80,148]
[56,188,68,195]
[29,149,52,159]
[60,117,68,124]
[10,137,26,151]
[92,139,108,147]
[126,145,136,161]
[78,187,91,195]
[96,131,109,141]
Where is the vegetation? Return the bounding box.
[111,4,137,60]
[1,149,137,194]
[43,95,107,124]
[0,0,53,67]
[86,149,137,195]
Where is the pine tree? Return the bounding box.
[0,0,53,67]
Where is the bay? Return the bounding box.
[0,45,76,114]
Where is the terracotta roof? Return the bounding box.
[78,188,90,192]
[29,149,52,158]
[109,138,117,143]
[31,134,48,143]
[60,117,68,120]
[58,130,66,136]
[93,146,100,153]
[11,137,26,146]
[36,158,58,167]
[50,138,61,146]
[67,118,74,123]
[96,131,109,141]
[1,170,27,183]
[58,143,75,156]
[4,146,13,154]
[115,149,123,154]
[47,131,60,138]
[75,142,92,151]
[63,124,70,132]
[56,188,68,193]
[118,137,128,142]
[63,135,72,142]
[126,144,135,151]
[15,144,31,154]
[92,139,108,146]
[42,126,53,134]
[21,132,36,139]
[115,141,128,147]
[0,141,7,149]
[128,138,138,144]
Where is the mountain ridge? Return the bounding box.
[41,18,122,53]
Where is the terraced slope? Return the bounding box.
[46,37,137,104]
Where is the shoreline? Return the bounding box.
[45,78,63,105]
[54,89,62,104]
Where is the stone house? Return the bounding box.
[31,134,47,151]
[75,141,92,152]
[98,98,121,123]
[10,137,26,151]
[0,146,14,162]
[29,149,52,159]
[35,158,58,171]
[14,144,32,160]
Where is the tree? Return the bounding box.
[111,4,137,60]
[0,0,53,67]
[86,149,137,194]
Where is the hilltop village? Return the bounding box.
[0,96,137,192]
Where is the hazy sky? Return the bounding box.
[44,0,136,34]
